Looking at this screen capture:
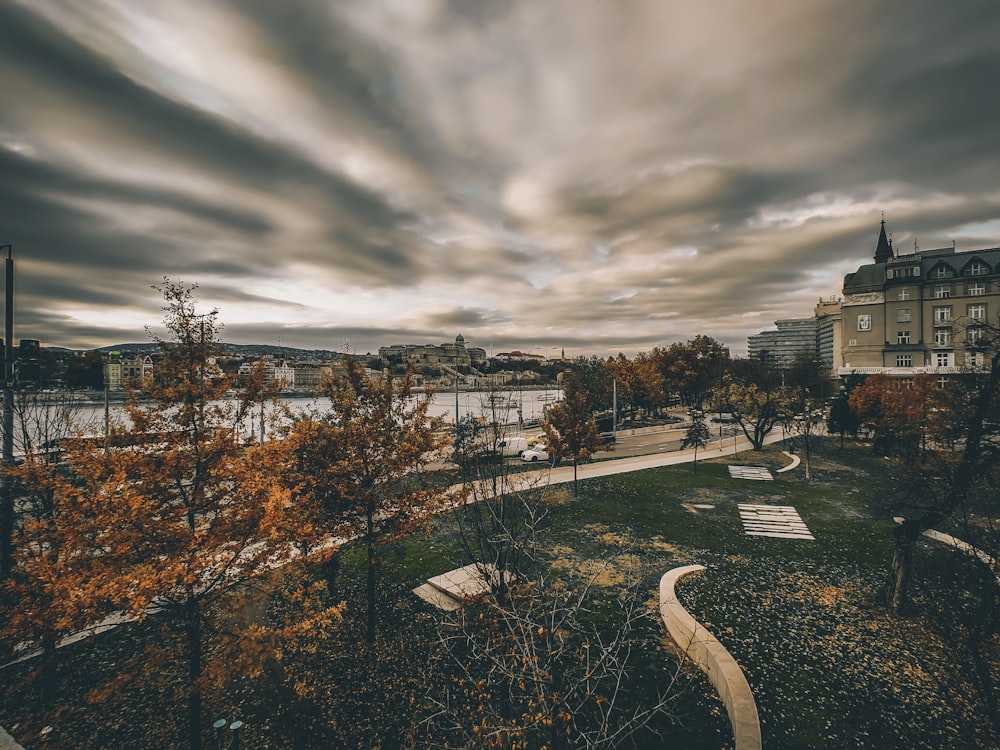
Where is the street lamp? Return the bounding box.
[1,244,13,579]
[213,718,244,749]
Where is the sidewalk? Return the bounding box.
[534,428,789,488]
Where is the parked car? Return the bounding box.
[520,447,550,462]
[598,431,616,444]
[711,413,736,424]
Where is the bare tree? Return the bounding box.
[427,486,681,748]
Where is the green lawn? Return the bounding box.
[369,439,998,749]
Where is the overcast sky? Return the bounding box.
[2,0,999,357]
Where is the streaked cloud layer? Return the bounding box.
[2,0,999,355]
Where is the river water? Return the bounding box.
[12,387,562,448]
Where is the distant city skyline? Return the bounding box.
[2,1,999,358]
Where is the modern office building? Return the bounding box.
[747,298,843,371]
[748,317,818,369]
[839,221,1000,377]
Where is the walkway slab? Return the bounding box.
[738,503,814,540]
[414,562,512,611]
[728,466,773,481]
[0,727,25,750]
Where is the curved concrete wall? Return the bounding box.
[659,565,762,750]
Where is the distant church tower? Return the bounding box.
[874,218,893,263]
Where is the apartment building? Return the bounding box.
[839,221,1000,377]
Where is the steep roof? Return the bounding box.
[874,219,893,263]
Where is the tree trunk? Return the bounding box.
[886,524,919,615]
[970,630,1000,731]
[322,552,341,600]
[692,445,698,473]
[572,460,578,497]
[40,630,59,705]
[803,432,812,481]
[186,601,203,750]
[366,499,376,646]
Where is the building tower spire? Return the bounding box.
[874,218,893,263]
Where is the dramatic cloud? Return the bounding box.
[1,0,999,356]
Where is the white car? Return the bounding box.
[520,447,550,462]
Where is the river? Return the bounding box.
[10,387,562,449]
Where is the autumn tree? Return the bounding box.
[283,358,448,645]
[564,357,614,417]
[712,357,790,451]
[605,352,663,422]
[0,453,115,700]
[0,392,103,690]
[653,335,730,408]
[849,373,942,458]
[5,281,299,750]
[542,388,607,497]
[681,412,712,473]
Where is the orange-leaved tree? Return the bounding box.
[8,280,303,750]
[283,358,448,646]
[542,386,606,497]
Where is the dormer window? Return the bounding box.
[965,260,990,276]
[932,265,954,279]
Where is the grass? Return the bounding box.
[3,438,998,748]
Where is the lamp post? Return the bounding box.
[1,244,13,579]
[213,718,244,749]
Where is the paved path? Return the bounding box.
[517,427,788,489]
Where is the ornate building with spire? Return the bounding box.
[839,221,1000,377]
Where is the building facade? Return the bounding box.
[839,221,1000,377]
[748,318,818,369]
[747,298,843,372]
[379,334,488,370]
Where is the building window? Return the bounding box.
[848,338,857,347]
[968,303,986,320]
[896,355,912,367]
[933,265,954,279]
[968,352,983,368]
[857,314,871,331]
[935,352,953,368]
[966,260,989,276]
[968,281,986,296]
[934,284,951,299]
[934,328,951,346]
[896,309,911,323]
[934,306,952,323]
[897,331,910,344]
[897,288,910,301]
[968,327,984,345]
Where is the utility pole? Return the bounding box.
[612,379,617,432]
[1,244,14,579]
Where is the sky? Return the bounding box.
[2,0,1000,358]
